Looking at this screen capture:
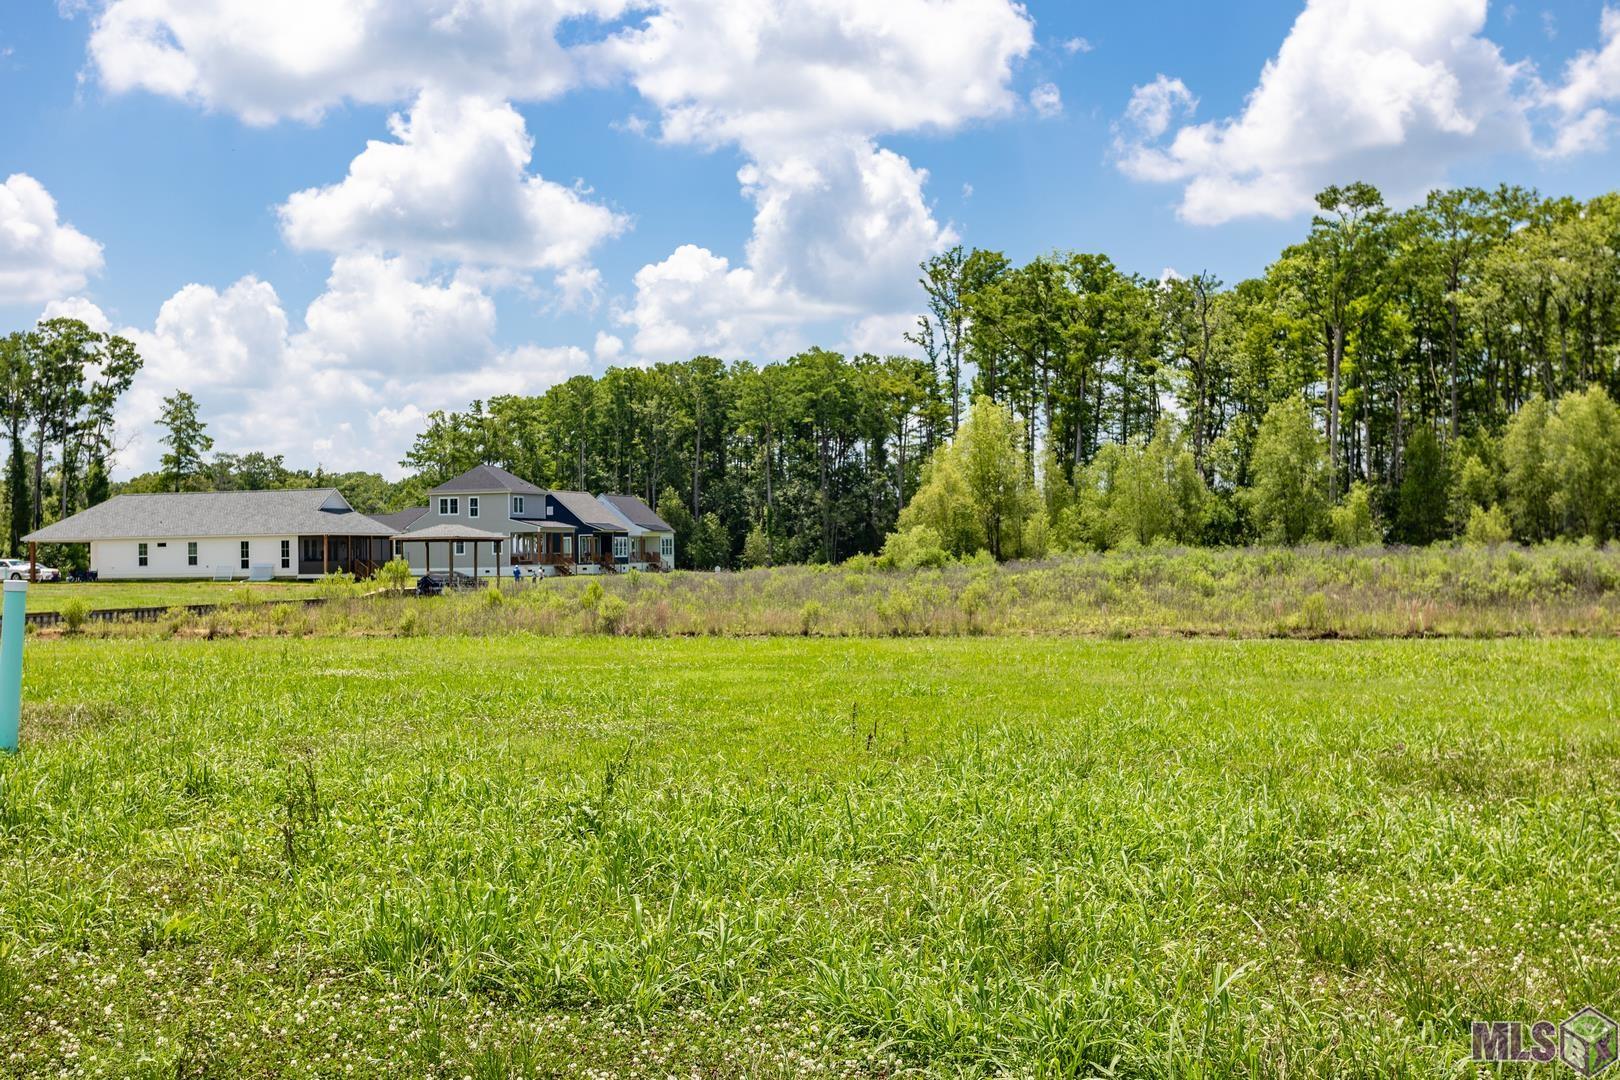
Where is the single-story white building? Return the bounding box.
[22,488,395,580]
[595,494,676,570]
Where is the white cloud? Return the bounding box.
[1030,82,1063,119]
[279,92,625,271]
[1062,36,1093,55]
[597,0,1035,156]
[593,331,624,364]
[623,244,830,362]
[1544,7,1620,154]
[39,296,113,333]
[606,0,1024,361]
[301,255,497,375]
[0,174,105,304]
[1114,0,1533,224]
[85,0,635,124]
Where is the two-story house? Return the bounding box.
[394,465,577,579]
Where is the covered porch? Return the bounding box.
[297,534,392,578]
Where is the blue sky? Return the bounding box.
[2,0,1619,478]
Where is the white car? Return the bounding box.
[0,558,58,581]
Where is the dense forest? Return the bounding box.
[6,181,1620,569]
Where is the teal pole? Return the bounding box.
[0,580,24,752]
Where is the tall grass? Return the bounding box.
[64,543,1620,641]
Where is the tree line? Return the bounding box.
[0,321,142,558]
[405,181,1620,565]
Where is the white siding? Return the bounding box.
[90,536,299,580]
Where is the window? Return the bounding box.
[614,536,630,560]
[660,536,674,559]
[544,503,552,517]
[511,496,525,516]
[393,540,402,559]
[240,540,251,570]
[438,496,460,516]
[187,542,198,567]
[454,541,465,556]
[562,535,573,556]
[137,542,148,568]
[280,540,291,570]
[493,540,502,555]
[468,496,479,518]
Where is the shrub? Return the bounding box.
[61,598,90,635]
[799,600,825,636]
[1328,483,1381,547]
[482,582,504,608]
[1465,504,1513,547]
[595,595,629,634]
[878,525,949,570]
[375,557,413,593]
[579,580,605,612]
[315,571,358,600]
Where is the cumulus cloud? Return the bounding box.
[279,92,625,271]
[300,255,497,375]
[604,0,1028,360]
[85,0,636,124]
[1114,0,1532,224]
[597,0,1034,155]
[1543,7,1620,154]
[0,174,105,304]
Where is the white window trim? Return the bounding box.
[511,495,525,516]
[468,496,479,518]
[438,496,460,516]
[280,539,291,569]
[240,540,251,570]
[454,540,466,556]
[137,542,148,567]
[187,541,198,567]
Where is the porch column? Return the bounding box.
[473,540,479,582]
[322,535,329,575]
[28,541,36,584]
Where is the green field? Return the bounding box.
[21,579,325,614]
[1,635,1616,1076]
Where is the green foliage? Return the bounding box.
[375,557,413,593]
[1464,504,1513,546]
[740,525,771,569]
[59,597,90,634]
[1395,427,1449,545]
[156,389,213,493]
[1448,453,1497,533]
[877,525,949,570]
[1246,397,1328,545]
[1546,385,1620,541]
[1069,418,1208,550]
[899,396,1037,561]
[1503,396,1556,542]
[688,512,731,570]
[1329,482,1381,547]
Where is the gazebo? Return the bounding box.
[393,523,512,585]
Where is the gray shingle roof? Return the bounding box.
[430,464,545,496]
[395,522,511,542]
[599,494,673,532]
[371,506,429,532]
[550,490,625,530]
[22,489,392,543]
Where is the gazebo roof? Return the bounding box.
[395,523,510,542]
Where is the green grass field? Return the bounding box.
[21,579,324,614]
[1,634,1615,1076]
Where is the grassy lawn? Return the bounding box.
[20,579,324,614]
[1,635,1615,1076]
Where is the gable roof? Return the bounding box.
[371,506,429,532]
[599,494,673,532]
[549,490,626,531]
[430,464,544,496]
[22,489,392,543]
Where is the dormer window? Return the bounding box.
[438,497,459,516]
[468,496,479,518]
[511,495,525,516]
